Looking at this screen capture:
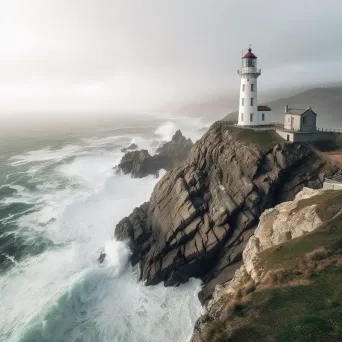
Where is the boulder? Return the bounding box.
[97,252,106,263]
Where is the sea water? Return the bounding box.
[0,118,205,342]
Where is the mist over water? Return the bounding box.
[0,118,205,342]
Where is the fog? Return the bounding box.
[0,0,341,128]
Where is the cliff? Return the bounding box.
[191,188,342,342]
[114,121,337,305]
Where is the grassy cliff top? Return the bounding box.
[227,126,284,150]
[205,265,342,342]
[212,122,285,150]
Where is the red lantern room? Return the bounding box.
[242,48,257,68]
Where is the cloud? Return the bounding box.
[0,0,341,117]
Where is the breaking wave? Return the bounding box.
[0,120,204,342]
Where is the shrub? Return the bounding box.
[202,320,229,342]
[306,247,329,261]
[243,280,256,296]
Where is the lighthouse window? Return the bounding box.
[262,113,265,121]
[250,98,254,106]
[241,98,244,106]
[251,84,254,92]
[242,84,245,92]
[241,113,244,121]
[250,113,253,122]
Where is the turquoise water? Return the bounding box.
[0,120,204,342]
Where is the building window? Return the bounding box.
[241,98,244,106]
[302,116,307,125]
[250,113,253,122]
[262,113,265,121]
[242,84,245,92]
[250,98,254,106]
[251,84,254,92]
[241,113,244,121]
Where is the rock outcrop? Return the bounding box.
[120,143,138,153]
[114,122,334,304]
[116,130,193,178]
[116,150,160,178]
[155,129,193,170]
[190,188,342,341]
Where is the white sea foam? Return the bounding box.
[154,117,207,143]
[81,135,128,147]
[0,120,203,342]
[155,121,178,141]
[8,145,84,166]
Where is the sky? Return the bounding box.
[0,0,341,123]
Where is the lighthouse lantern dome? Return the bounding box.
[242,48,257,67]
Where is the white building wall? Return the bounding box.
[237,66,264,126]
[276,130,336,142]
[258,111,271,125]
[284,114,301,131]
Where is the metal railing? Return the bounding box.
[219,121,342,134]
[237,67,261,76]
[317,127,342,133]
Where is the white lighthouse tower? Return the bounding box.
[237,48,270,126]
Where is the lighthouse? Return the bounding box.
[237,48,271,126]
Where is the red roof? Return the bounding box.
[258,105,271,111]
[243,48,257,59]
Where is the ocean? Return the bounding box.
[0,118,204,342]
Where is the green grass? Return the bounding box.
[225,266,342,342]
[226,126,284,150]
[258,220,342,271]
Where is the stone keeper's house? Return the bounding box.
[284,105,317,132]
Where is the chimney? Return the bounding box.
[285,105,288,113]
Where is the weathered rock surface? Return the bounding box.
[114,122,334,304]
[120,143,138,153]
[116,150,160,178]
[155,129,193,170]
[191,187,342,341]
[116,130,193,178]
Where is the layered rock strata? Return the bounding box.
[115,122,329,303]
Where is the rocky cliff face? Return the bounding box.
[116,130,193,178]
[190,187,342,342]
[114,122,332,304]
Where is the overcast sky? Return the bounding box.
[0,0,341,120]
